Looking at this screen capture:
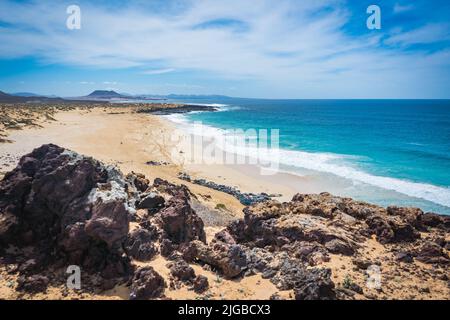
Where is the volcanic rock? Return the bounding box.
[168,259,196,282]
[124,228,158,261]
[157,192,206,244]
[193,275,209,293]
[0,144,133,285]
[129,266,165,300]
[137,192,165,211]
[293,268,335,300]
[16,274,49,293]
[415,241,449,264]
[191,240,247,278]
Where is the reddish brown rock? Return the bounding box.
[129,266,165,300]
[415,241,449,264]
[168,259,196,282]
[124,228,158,261]
[191,240,247,278]
[0,144,133,286]
[158,193,206,244]
[294,268,336,300]
[193,275,209,293]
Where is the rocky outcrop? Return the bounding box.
[129,266,166,300]
[157,192,206,244]
[168,259,196,282]
[415,241,449,264]
[1,145,448,300]
[293,268,335,300]
[137,192,165,212]
[193,275,209,293]
[178,173,272,205]
[0,144,133,286]
[124,228,158,261]
[190,240,247,278]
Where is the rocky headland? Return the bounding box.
[0,144,448,300]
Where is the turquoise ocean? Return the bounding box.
[166,98,450,214]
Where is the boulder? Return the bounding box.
[124,228,158,261]
[129,266,165,300]
[365,214,420,244]
[191,240,247,278]
[158,193,206,244]
[168,259,196,282]
[137,192,165,211]
[294,268,336,300]
[419,213,450,231]
[324,239,355,256]
[16,275,49,293]
[0,144,132,284]
[193,275,209,293]
[415,241,449,264]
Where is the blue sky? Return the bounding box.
[0,0,449,98]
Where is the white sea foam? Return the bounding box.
[161,110,450,209]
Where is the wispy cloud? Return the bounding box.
[386,23,450,46]
[393,3,415,14]
[0,0,449,98]
[142,68,175,75]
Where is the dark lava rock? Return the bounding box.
[419,213,450,231]
[180,242,198,263]
[137,192,165,211]
[169,259,196,282]
[387,206,423,225]
[153,178,191,198]
[129,266,165,300]
[193,275,209,293]
[365,214,420,244]
[16,275,49,293]
[179,177,271,205]
[160,238,175,257]
[126,172,149,193]
[293,268,336,300]
[0,144,133,283]
[352,258,373,270]
[324,239,355,256]
[191,240,247,278]
[416,241,449,264]
[124,228,158,261]
[395,251,414,263]
[213,229,237,245]
[158,192,206,244]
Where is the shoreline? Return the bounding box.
[1,103,449,215]
[162,109,450,215]
[0,103,449,301]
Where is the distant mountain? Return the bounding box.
[85,90,128,99]
[0,90,98,104]
[0,91,29,102]
[12,92,43,97]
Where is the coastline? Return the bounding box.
[0,104,449,300]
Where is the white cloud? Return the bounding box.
[142,68,175,75]
[0,0,449,98]
[386,24,450,46]
[393,3,414,13]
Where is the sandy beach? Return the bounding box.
[0,104,448,300]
